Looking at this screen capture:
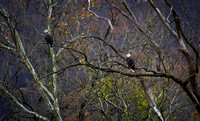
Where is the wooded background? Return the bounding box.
[0,0,199,120]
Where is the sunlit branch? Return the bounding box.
[0,2,56,114]
[0,85,49,121]
[87,0,113,30]
[166,7,172,23]
[46,0,62,120]
[0,42,16,52]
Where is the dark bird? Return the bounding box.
[126,53,135,72]
[44,29,53,47]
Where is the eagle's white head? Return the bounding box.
[126,53,131,57]
[44,29,49,33]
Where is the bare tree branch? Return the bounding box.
[87,0,113,30]
[0,85,49,121]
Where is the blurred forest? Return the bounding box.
[0,0,200,120]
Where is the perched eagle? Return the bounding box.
[44,29,53,47]
[125,53,135,72]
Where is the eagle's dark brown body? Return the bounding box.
[45,33,53,47]
[126,57,135,71]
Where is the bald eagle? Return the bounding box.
[126,53,135,72]
[44,29,53,47]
